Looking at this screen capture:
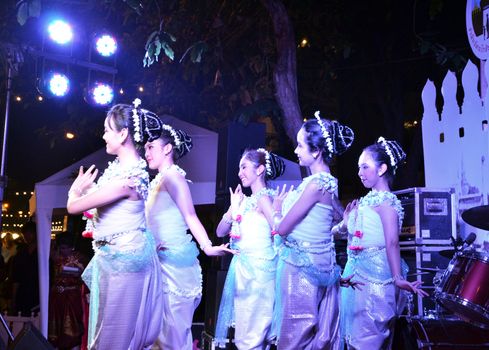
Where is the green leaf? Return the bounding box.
[190,41,207,63]
[17,2,29,26]
[123,0,142,15]
[154,40,162,60]
[28,0,41,18]
[145,31,159,50]
[161,31,177,43]
[162,42,174,61]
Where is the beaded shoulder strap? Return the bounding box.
[310,172,338,194]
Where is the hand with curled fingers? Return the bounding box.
[272,184,294,213]
[340,274,365,290]
[229,185,244,216]
[204,243,238,257]
[395,279,429,297]
[69,165,99,197]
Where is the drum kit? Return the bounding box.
[405,205,489,349]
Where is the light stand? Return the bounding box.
[0,54,16,343]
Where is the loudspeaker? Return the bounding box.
[204,269,229,336]
[394,187,456,245]
[216,122,266,199]
[8,323,54,350]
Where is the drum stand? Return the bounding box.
[0,312,14,343]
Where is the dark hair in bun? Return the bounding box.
[242,148,285,181]
[363,136,406,187]
[302,111,354,165]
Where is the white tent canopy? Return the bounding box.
[29,116,218,336]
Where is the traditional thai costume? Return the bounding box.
[215,188,277,350]
[341,190,408,349]
[274,172,341,350]
[82,158,163,350]
[146,165,202,350]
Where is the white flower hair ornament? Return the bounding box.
[132,98,142,143]
[377,136,396,167]
[257,148,272,176]
[314,111,334,154]
[162,124,182,147]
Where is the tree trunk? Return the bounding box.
[260,0,302,142]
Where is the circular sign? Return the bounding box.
[467,0,489,59]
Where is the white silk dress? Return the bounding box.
[146,166,203,350]
[82,158,163,350]
[341,190,408,350]
[274,172,341,350]
[215,189,276,350]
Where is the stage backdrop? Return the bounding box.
[421,60,489,246]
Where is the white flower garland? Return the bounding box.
[256,148,272,176]
[132,98,142,143]
[377,136,396,167]
[162,124,181,147]
[359,189,404,228]
[148,164,187,193]
[83,157,149,236]
[314,111,333,154]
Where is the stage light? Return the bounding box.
[47,72,70,97]
[138,85,144,92]
[119,88,124,94]
[65,132,75,139]
[95,34,117,57]
[86,83,114,106]
[15,96,21,102]
[47,20,73,45]
[37,95,43,102]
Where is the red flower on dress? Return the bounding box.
[82,231,93,239]
[354,230,363,238]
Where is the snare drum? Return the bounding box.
[435,250,489,328]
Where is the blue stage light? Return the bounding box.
[48,73,70,97]
[91,83,114,105]
[47,20,73,45]
[95,35,117,57]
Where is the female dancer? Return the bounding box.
[339,137,428,349]
[272,112,355,350]
[67,99,163,350]
[214,148,285,350]
[143,118,234,350]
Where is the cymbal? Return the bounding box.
[407,272,430,277]
[416,267,445,273]
[462,205,489,230]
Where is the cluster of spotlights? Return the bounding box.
[47,19,117,57]
[40,19,117,106]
